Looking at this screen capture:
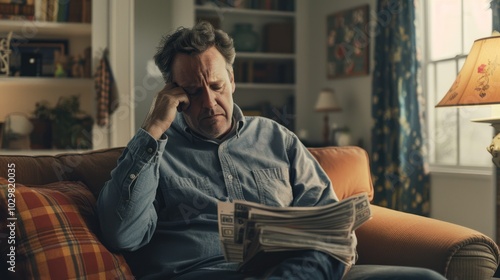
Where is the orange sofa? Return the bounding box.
[0,146,498,279]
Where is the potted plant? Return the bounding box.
[31,101,53,149]
[32,95,93,150]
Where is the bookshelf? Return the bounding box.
[0,0,97,154]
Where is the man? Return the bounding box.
[97,21,446,280]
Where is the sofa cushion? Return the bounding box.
[309,146,374,201]
[0,147,125,198]
[0,178,134,279]
[56,147,125,197]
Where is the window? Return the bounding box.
[424,0,493,168]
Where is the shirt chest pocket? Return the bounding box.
[159,176,217,221]
[251,167,292,207]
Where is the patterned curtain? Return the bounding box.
[493,0,500,32]
[371,0,430,216]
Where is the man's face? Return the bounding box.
[172,47,236,139]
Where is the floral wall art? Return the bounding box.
[326,5,370,79]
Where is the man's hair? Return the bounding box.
[154,21,236,83]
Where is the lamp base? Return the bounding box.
[488,133,500,167]
[322,113,329,145]
[473,117,500,167]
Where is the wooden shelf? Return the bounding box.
[236,52,295,60]
[0,77,93,87]
[236,83,295,90]
[195,5,295,18]
[0,20,91,36]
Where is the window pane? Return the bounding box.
[435,108,458,164]
[436,60,459,104]
[458,106,493,166]
[463,0,492,53]
[426,64,436,163]
[428,0,462,60]
[434,61,459,164]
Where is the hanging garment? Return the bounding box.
[94,49,119,127]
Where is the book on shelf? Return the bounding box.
[56,0,91,23]
[55,0,68,22]
[65,0,81,22]
[0,0,34,4]
[196,0,294,12]
[234,59,294,84]
[0,0,90,23]
[217,192,372,273]
[27,0,91,23]
[263,22,294,53]
[0,3,35,19]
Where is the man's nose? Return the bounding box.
[201,87,217,108]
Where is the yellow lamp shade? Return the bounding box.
[436,35,500,107]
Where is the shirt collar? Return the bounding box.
[232,104,245,137]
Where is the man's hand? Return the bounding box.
[142,84,190,140]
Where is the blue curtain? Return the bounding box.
[371,0,430,216]
[493,0,500,32]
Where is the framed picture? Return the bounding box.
[326,5,369,79]
[9,39,69,77]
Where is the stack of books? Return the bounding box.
[0,0,91,23]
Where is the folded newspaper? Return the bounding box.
[217,192,372,272]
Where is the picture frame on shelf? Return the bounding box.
[326,4,369,79]
[9,39,69,77]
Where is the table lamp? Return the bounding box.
[436,34,500,166]
[315,87,342,144]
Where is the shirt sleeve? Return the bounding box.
[97,128,167,251]
[286,131,339,207]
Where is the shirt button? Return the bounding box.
[227,174,233,180]
[129,174,137,180]
[147,147,154,153]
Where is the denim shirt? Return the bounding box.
[97,105,339,279]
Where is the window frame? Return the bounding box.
[422,0,494,174]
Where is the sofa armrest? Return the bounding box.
[355,205,499,279]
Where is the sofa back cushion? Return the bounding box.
[0,148,124,198]
[309,146,374,201]
[0,146,373,201]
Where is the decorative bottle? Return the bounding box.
[231,23,259,52]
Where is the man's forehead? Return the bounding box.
[172,49,228,86]
[173,70,225,87]
[173,47,225,67]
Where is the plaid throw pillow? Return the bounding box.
[0,178,134,279]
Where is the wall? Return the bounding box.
[430,169,494,239]
[133,0,195,130]
[133,0,172,130]
[108,0,136,147]
[296,0,375,153]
